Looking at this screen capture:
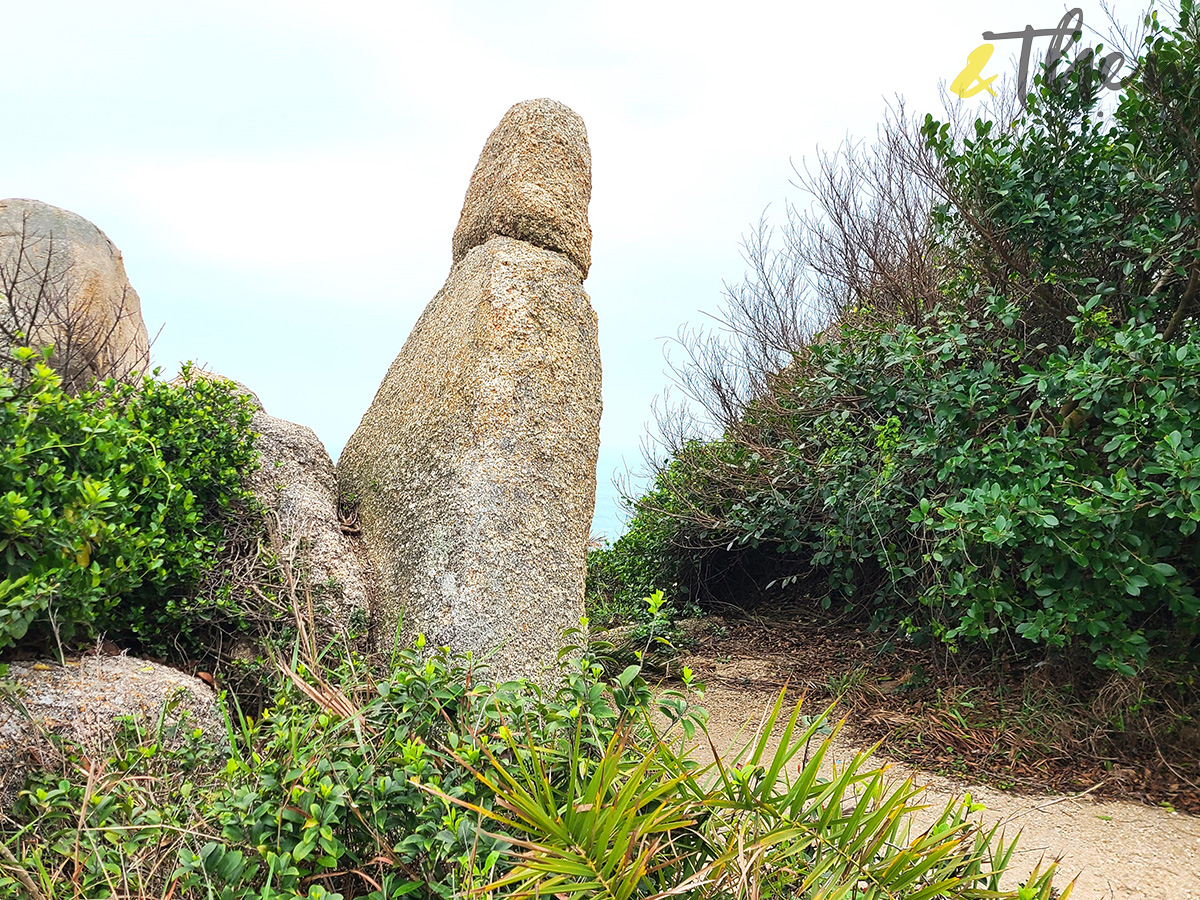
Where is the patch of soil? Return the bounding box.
[656,605,1200,899]
[666,605,1200,814]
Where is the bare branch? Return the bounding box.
[0,206,151,393]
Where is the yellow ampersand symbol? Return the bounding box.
[951,43,999,98]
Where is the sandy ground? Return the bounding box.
[686,680,1200,900]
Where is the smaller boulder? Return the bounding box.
[247,402,376,634]
[452,98,593,276]
[0,654,220,805]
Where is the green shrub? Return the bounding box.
[0,348,259,657]
[710,301,1200,671]
[617,4,1200,672]
[191,646,518,899]
[587,484,686,624]
[4,701,221,900]
[586,444,754,624]
[3,637,1068,900]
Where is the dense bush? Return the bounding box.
[0,349,259,657]
[603,4,1200,672]
[716,301,1200,672]
[586,456,704,623]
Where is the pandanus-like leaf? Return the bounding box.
[422,714,703,900]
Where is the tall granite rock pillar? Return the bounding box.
[338,99,601,683]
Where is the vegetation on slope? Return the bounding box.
[593,2,1200,678]
[2,624,1070,899]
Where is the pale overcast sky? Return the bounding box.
[0,0,1154,538]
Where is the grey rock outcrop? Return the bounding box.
[339,98,602,684]
[0,654,220,805]
[178,370,376,637]
[246,396,376,635]
[0,199,150,390]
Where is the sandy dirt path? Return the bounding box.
[683,681,1200,900]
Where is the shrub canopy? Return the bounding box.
[0,349,259,657]
[597,3,1200,672]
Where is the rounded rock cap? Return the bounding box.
[452,98,592,276]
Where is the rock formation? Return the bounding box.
[0,654,220,806]
[339,98,602,684]
[0,198,151,391]
[179,370,376,638]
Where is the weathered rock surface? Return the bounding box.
[339,99,601,684]
[179,370,376,637]
[452,98,593,277]
[0,198,150,390]
[0,654,219,804]
[246,394,376,634]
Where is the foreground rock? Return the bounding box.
[0,198,150,390]
[339,99,602,684]
[0,655,219,804]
